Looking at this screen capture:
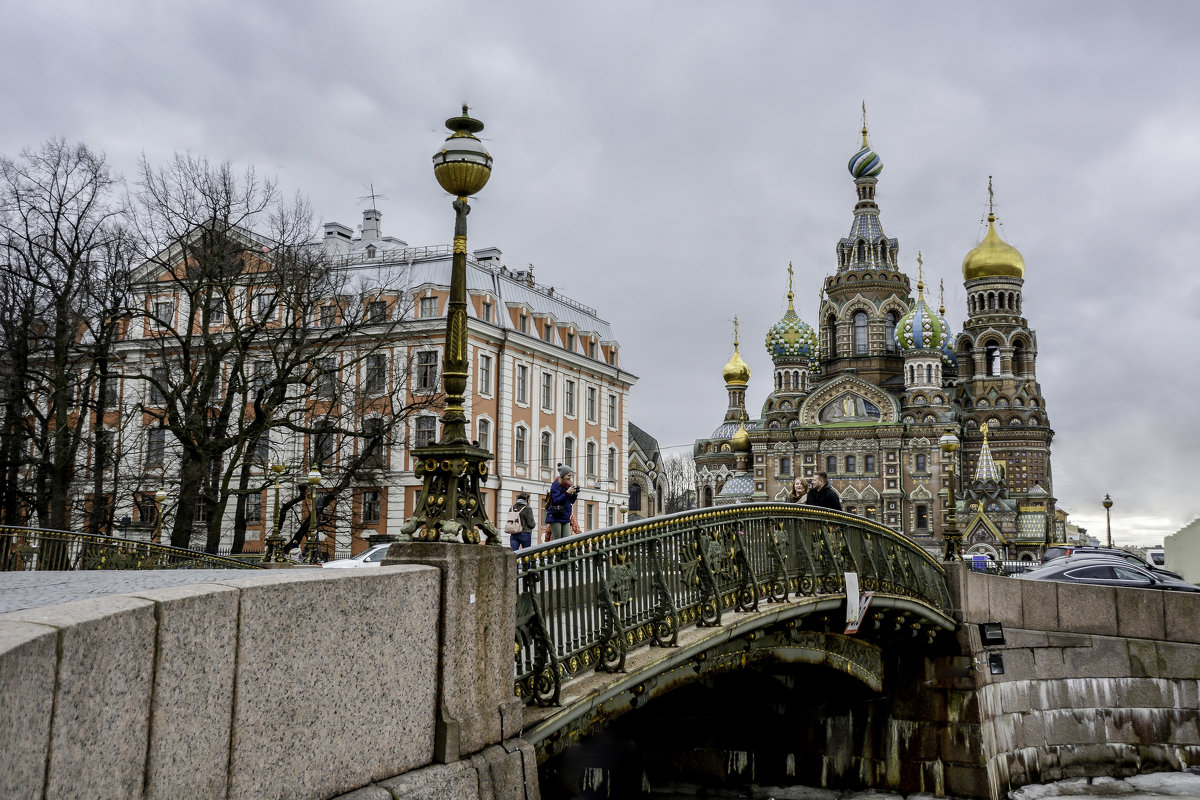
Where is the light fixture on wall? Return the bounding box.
[978,621,1006,647]
[988,653,1005,675]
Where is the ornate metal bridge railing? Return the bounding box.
[0,527,266,571]
[514,503,952,705]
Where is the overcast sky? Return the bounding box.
[3,0,1197,546]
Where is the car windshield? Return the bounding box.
[365,547,389,562]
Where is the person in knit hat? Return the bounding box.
[545,463,579,542]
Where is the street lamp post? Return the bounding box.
[305,468,324,564]
[262,463,287,563]
[400,106,499,545]
[152,487,167,544]
[939,430,961,561]
[1103,493,1114,548]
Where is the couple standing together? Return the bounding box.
[507,463,579,551]
[791,472,842,510]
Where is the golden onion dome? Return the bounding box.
[722,347,750,386]
[962,213,1024,280]
[731,423,751,452]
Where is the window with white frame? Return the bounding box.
[149,367,168,405]
[415,416,437,448]
[477,418,491,451]
[256,291,277,321]
[416,351,438,391]
[585,441,596,477]
[361,490,381,524]
[564,379,576,416]
[542,321,553,342]
[519,313,528,334]
[319,305,336,328]
[607,394,617,427]
[146,428,166,467]
[367,300,387,323]
[586,387,597,422]
[253,429,270,464]
[317,358,338,398]
[153,300,173,327]
[365,353,387,394]
[541,373,553,411]
[565,331,575,351]
[564,436,575,470]
[588,340,597,359]
[540,432,552,469]
[481,299,493,324]
[515,426,527,465]
[515,364,528,404]
[363,418,384,467]
[419,296,438,318]
[585,503,594,530]
[250,361,270,394]
[314,424,336,466]
[478,354,493,396]
[208,295,225,324]
[246,492,262,523]
[608,447,617,480]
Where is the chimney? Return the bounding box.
[361,208,382,244]
[322,222,353,256]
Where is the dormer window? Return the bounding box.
[481,299,493,324]
[565,331,575,351]
[366,245,376,259]
[588,340,597,359]
[518,312,529,333]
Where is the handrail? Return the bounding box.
[513,503,952,705]
[0,527,266,571]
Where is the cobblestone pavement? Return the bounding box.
[0,571,260,614]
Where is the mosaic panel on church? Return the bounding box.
[818,393,882,423]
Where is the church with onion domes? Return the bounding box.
[694,121,1064,562]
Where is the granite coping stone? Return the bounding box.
[0,620,57,800]
[127,583,240,800]
[219,565,441,800]
[1164,591,1200,644]
[1019,579,1059,632]
[1116,588,1166,641]
[378,759,480,799]
[2,595,157,800]
[1057,583,1119,636]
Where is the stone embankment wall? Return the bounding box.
[947,565,1200,799]
[0,546,537,800]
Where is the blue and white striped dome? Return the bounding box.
[848,144,883,179]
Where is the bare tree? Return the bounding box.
[662,452,697,513]
[0,139,130,533]
[126,154,439,551]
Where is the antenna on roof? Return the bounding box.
[358,183,390,211]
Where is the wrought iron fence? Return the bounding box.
[513,503,952,706]
[0,527,266,571]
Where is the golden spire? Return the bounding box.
[988,175,995,220]
[939,278,946,316]
[787,262,795,308]
[861,101,869,147]
[916,251,925,296]
[733,314,740,349]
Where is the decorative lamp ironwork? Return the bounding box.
[398,106,501,545]
[1103,493,1113,548]
[153,487,167,544]
[262,463,288,563]
[305,468,323,564]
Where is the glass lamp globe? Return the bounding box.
[432,105,492,198]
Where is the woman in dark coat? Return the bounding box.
[546,464,579,541]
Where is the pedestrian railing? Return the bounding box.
[513,502,952,706]
[0,527,266,571]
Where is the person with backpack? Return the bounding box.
[505,491,536,551]
[545,464,579,542]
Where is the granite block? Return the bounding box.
[1155,641,1200,680]
[1020,580,1060,632]
[1057,584,1119,636]
[1164,592,1200,644]
[1022,710,1047,749]
[1033,645,1067,680]
[470,744,530,800]
[0,620,57,800]
[1043,707,1107,746]
[221,566,441,800]
[379,759,480,799]
[332,786,395,800]
[1117,587,1166,640]
[383,542,517,759]
[5,596,156,800]
[1126,638,1159,677]
[986,574,1024,629]
[129,583,239,800]
[1062,637,1131,678]
[943,763,990,798]
[506,739,541,800]
[958,565,991,624]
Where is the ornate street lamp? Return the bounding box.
[152,487,167,544]
[939,430,961,561]
[1103,493,1114,548]
[400,106,500,545]
[305,468,324,564]
[262,463,288,563]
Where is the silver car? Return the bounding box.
[320,543,392,568]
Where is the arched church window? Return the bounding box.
[885,311,898,352]
[853,311,868,355]
[985,341,1001,376]
[926,364,933,383]
[857,240,865,262]
[987,293,995,310]
[703,486,713,507]
[826,314,837,358]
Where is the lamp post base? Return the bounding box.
[399,441,500,545]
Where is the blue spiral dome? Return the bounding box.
[848,144,883,179]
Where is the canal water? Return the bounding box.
[639,772,1200,799]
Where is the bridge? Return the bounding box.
[2,506,1198,800]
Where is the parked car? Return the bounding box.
[1017,555,1200,593]
[320,543,392,568]
[1042,546,1184,579]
